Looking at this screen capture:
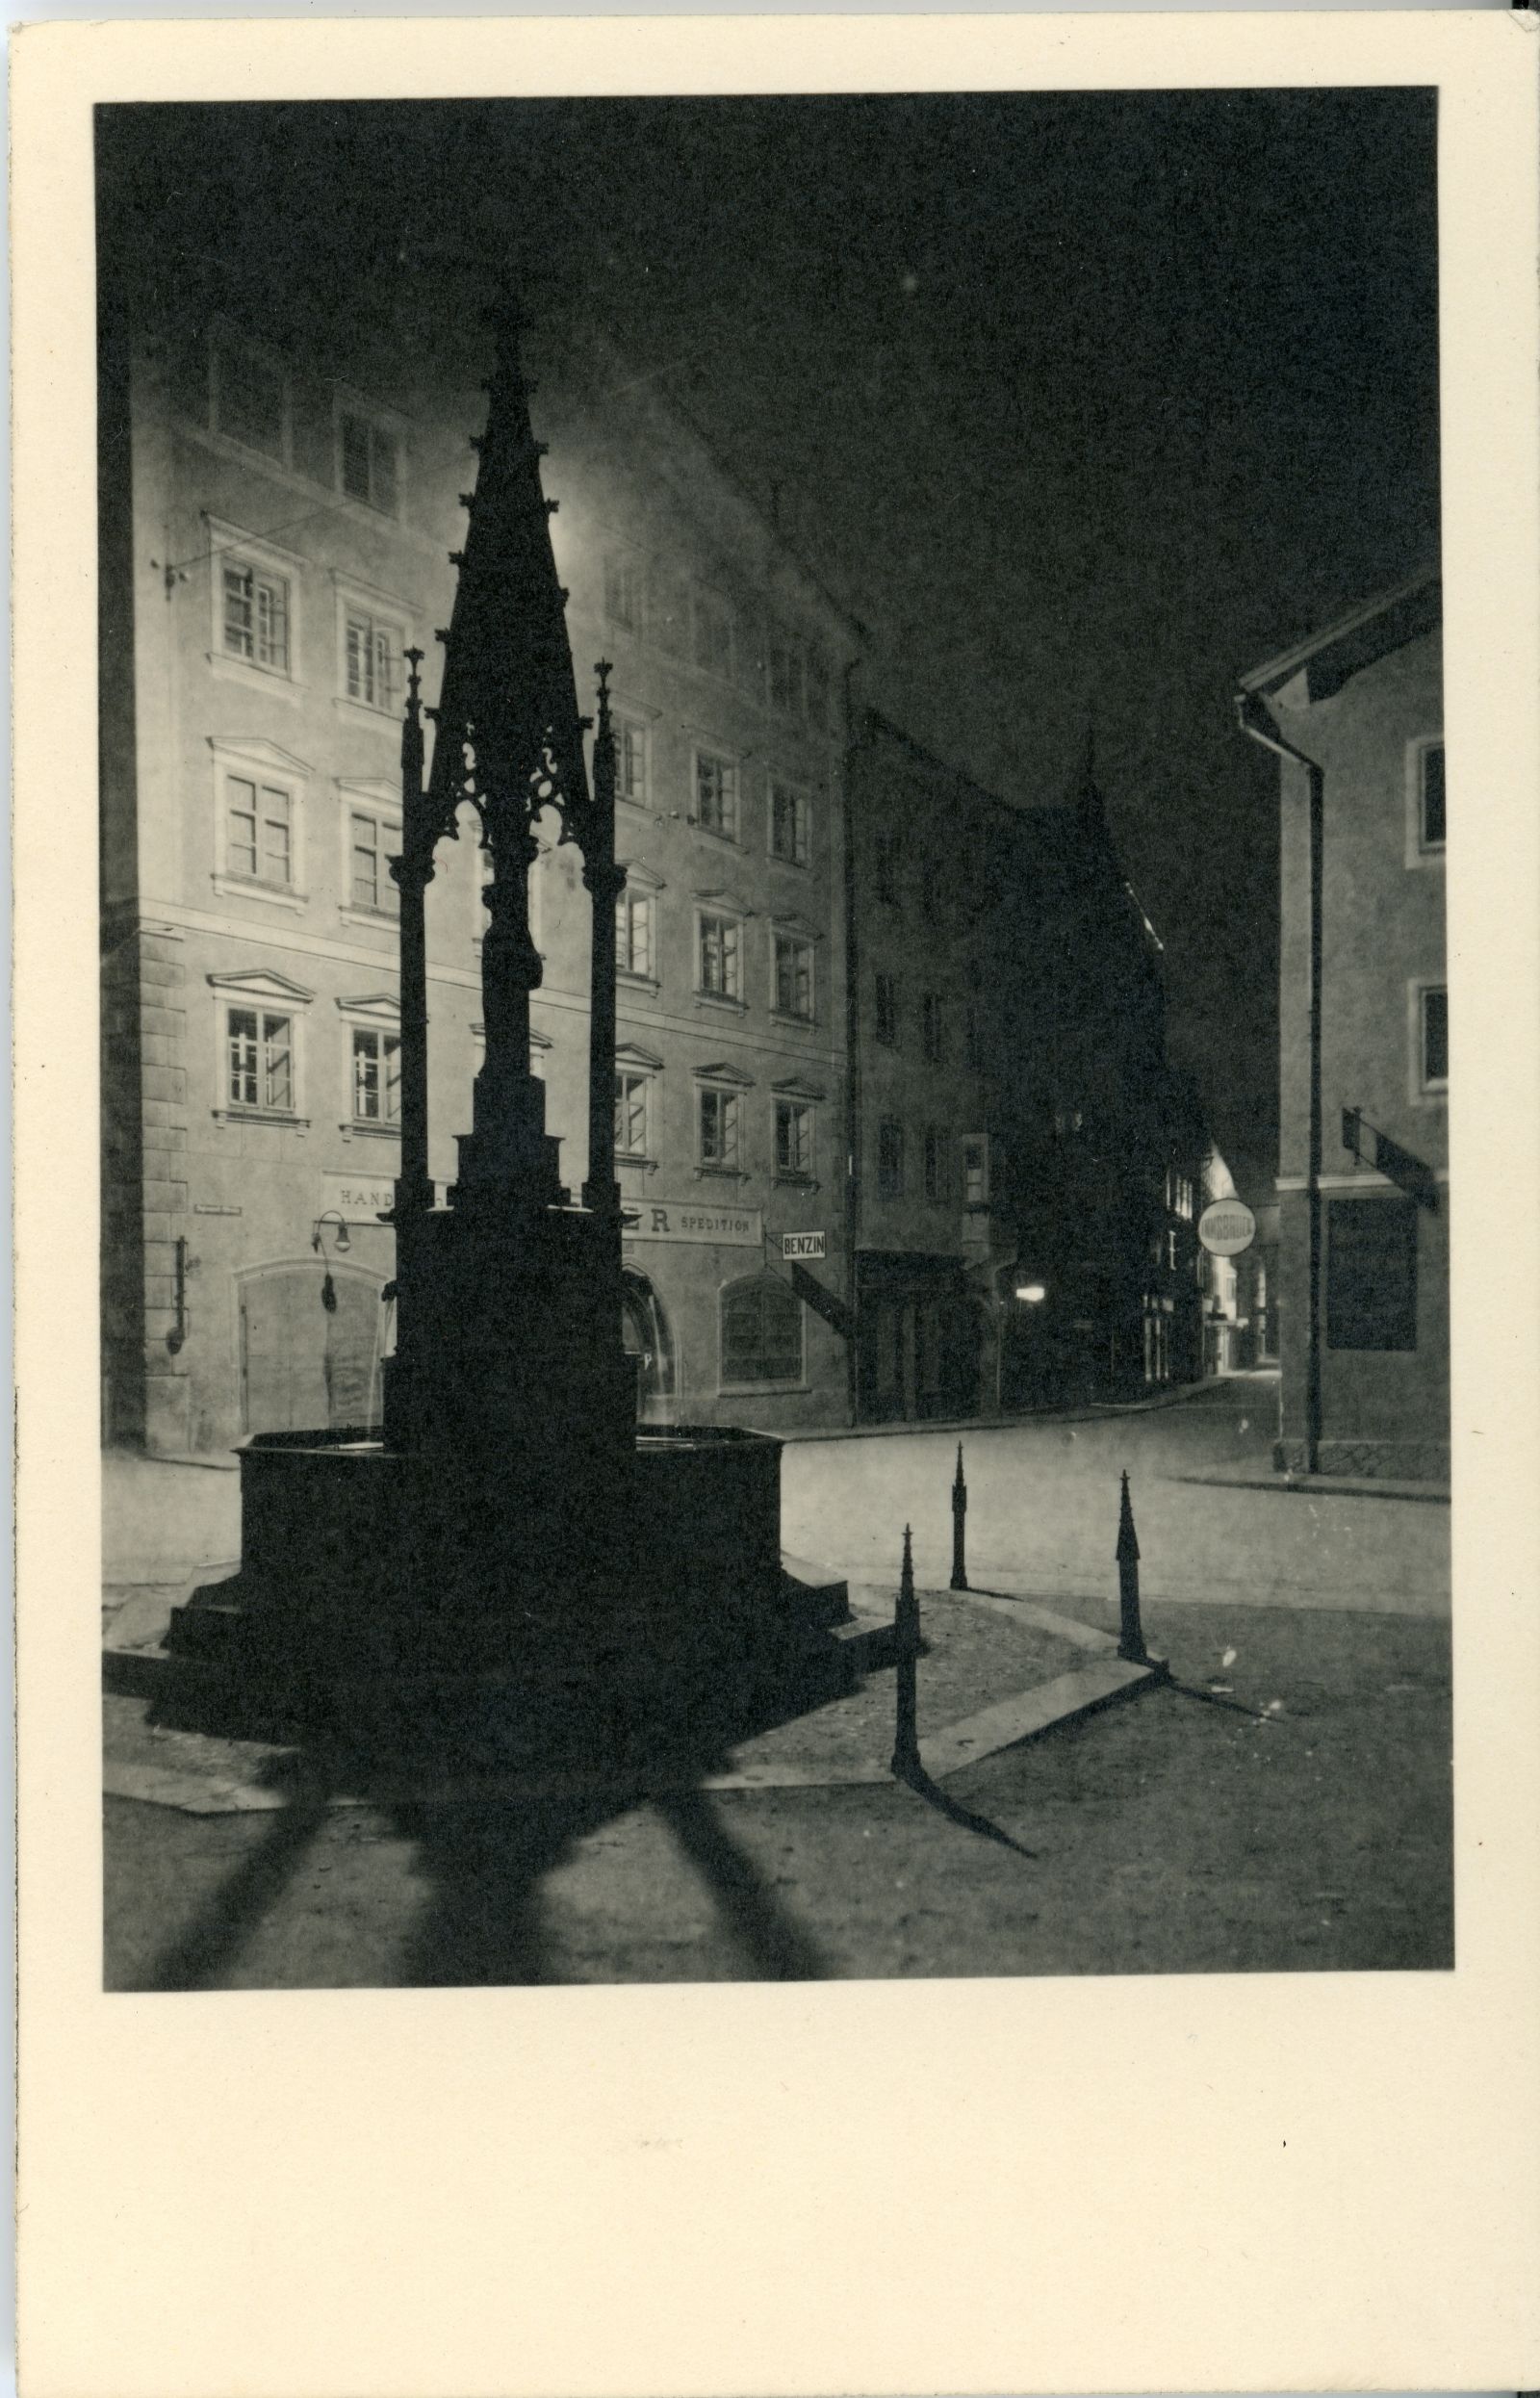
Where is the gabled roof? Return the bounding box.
[1239,567,1441,705]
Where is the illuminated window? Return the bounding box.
[348,808,400,917]
[227,1008,293,1114]
[351,1027,400,1125]
[961,1136,988,1207]
[225,777,293,888]
[343,608,401,713]
[221,558,290,675]
[616,888,654,979]
[615,1069,652,1159]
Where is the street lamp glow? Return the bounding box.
[1014,1281,1047,1303]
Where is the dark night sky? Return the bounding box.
[104,91,1442,1198]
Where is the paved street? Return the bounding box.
[782,1372,1450,1616]
[104,1594,1450,1988]
[101,1373,1452,1992]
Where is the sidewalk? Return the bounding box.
[103,1579,1161,1814]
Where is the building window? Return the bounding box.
[614,716,649,807]
[1420,742,1446,848]
[348,808,400,917]
[963,1002,981,1070]
[770,781,810,866]
[1327,1197,1418,1352]
[961,1135,988,1207]
[1420,984,1449,1091]
[878,1119,905,1199]
[211,333,288,460]
[338,408,398,514]
[694,750,738,840]
[721,1274,803,1386]
[616,888,654,979]
[776,1097,813,1179]
[699,1086,740,1169]
[604,553,645,633]
[921,993,944,1063]
[227,1007,294,1114]
[697,910,742,1000]
[876,833,901,905]
[615,1069,652,1159]
[923,1126,948,1203]
[773,931,814,1021]
[224,776,294,889]
[343,607,401,714]
[1404,735,1447,864]
[1166,1228,1179,1272]
[694,588,734,679]
[874,972,899,1046]
[221,557,291,676]
[351,1026,400,1125]
[769,626,805,718]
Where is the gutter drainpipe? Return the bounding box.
[841,660,862,1428]
[1236,690,1324,1477]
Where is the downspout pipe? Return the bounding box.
[1236,689,1323,1476]
[841,660,862,1428]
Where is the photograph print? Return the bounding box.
[97,90,1451,1993]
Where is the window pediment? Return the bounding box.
[772,915,822,944]
[693,1062,756,1089]
[618,859,666,890]
[337,778,402,810]
[772,1077,827,1102]
[616,1042,665,1071]
[209,735,313,779]
[336,992,400,1024]
[208,967,315,1004]
[693,887,750,913]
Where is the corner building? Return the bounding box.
[1240,570,1447,1480]
[99,209,860,1452]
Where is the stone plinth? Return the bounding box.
[165,1419,847,1708]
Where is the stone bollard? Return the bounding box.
[949,1442,969,1591]
[1116,1469,1148,1664]
[890,1523,921,1781]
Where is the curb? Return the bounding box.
[103,1594,1167,1815]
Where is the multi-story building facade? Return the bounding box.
[845,714,1204,1419]
[99,222,860,1453]
[1239,568,1447,1480]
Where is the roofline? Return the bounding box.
[574,320,866,650]
[1237,565,1441,697]
[857,707,1060,831]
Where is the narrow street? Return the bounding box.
[781,1372,1450,1616]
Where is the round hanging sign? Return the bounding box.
[1197,1199,1257,1258]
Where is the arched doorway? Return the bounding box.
[621,1269,676,1421]
[237,1261,387,1436]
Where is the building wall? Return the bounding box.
[1269,622,1447,1477]
[101,279,859,1452]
